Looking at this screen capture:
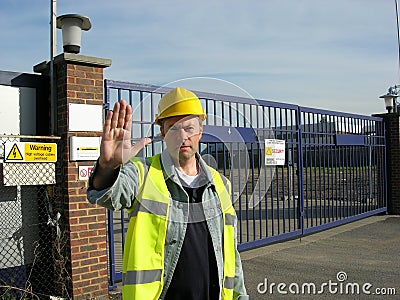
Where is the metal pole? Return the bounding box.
[50,0,57,135]
[395,0,400,84]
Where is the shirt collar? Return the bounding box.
[160,149,214,185]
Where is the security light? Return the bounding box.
[56,14,91,54]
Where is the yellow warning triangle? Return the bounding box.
[6,143,23,160]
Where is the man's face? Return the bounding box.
[161,115,203,163]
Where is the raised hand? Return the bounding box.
[93,100,151,189]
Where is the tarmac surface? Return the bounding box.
[240,214,400,299]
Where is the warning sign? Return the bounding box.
[79,165,95,180]
[265,139,285,166]
[4,142,57,163]
[6,144,23,161]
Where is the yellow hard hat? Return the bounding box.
[155,87,207,125]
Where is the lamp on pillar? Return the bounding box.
[380,85,400,113]
[379,94,396,113]
[56,14,91,54]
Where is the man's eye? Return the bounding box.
[185,127,197,133]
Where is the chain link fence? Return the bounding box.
[0,135,65,299]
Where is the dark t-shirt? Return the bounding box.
[164,185,219,300]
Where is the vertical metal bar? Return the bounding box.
[118,89,122,105]
[269,108,275,236]
[255,105,263,238]
[361,119,365,213]
[367,125,371,211]
[150,93,155,155]
[213,99,217,125]
[237,142,244,242]
[340,117,344,219]
[120,209,126,253]
[205,98,209,126]
[275,107,281,234]
[311,113,316,227]
[286,109,292,231]
[245,143,250,240]
[214,142,219,169]
[338,147,343,220]
[383,119,388,210]
[223,143,227,177]
[335,116,340,220]
[359,120,364,213]
[250,143,256,239]
[296,107,305,234]
[304,112,309,229]
[107,209,116,286]
[327,120,332,222]
[345,121,350,218]
[263,106,269,237]
[358,137,362,214]
[231,142,243,244]
[322,115,326,224]
[352,145,357,216]
[281,108,286,233]
[140,91,144,143]
[290,110,295,231]
[264,134,269,237]
[258,137,263,238]
[287,146,292,231]
[50,0,57,135]
[318,115,322,225]
[312,113,316,226]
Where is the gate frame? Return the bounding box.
[104,79,387,287]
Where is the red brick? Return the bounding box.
[80,244,98,252]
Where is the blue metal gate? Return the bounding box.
[104,79,387,287]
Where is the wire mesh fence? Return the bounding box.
[0,135,66,299]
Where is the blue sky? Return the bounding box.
[0,0,399,115]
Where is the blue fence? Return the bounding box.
[104,79,387,287]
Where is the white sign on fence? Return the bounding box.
[265,139,285,166]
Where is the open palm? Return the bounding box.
[99,100,151,169]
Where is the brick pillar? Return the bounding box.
[374,113,400,215]
[34,53,112,299]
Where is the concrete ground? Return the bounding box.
[240,214,400,299]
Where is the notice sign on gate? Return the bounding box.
[4,142,57,162]
[265,139,285,166]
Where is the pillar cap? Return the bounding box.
[33,53,112,73]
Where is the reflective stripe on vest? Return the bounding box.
[209,166,236,300]
[123,154,236,300]
[123,269,162,284]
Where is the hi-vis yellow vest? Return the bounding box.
[122,154,236,300]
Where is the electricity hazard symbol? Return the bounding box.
[265,146,273,156]
[6,144,23,161]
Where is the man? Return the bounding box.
[87,87,248,300]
